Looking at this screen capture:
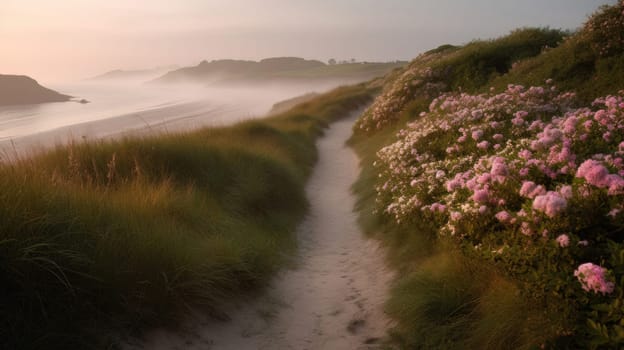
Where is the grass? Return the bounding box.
[273,61,407,80]
[489,34,624,104]
[489,5,624,103]
[0,83,375,349]
[431,27,565,92]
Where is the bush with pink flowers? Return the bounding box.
[583,0,624,57]
[369,83,624,347]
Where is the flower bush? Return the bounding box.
[371,82,624,346]
[583,0,624,57]
[355,50,449,132]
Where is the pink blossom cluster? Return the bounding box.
[532,191,567,218]
[355,51,449,132]
[372,84,624,296]
[574,263,615,294]
[576,159,624,194]
[556,234,570,247]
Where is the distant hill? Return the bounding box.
[268,92,320,115]
[0,74,71,106]
[88,65,179,82]
[151,57,406,84]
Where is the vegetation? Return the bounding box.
[350,2,624,349]
[0,83,374,349]
[354,27,566,132]
[490,4,624,104]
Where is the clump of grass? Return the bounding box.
[433,27,565,92]
[490,2,624,103]
[0,84,374,349]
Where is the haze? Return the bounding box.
[1,0,616,83]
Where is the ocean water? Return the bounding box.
[0,80,338,155]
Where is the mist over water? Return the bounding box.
[0,79,353,156]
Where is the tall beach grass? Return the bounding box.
[0,84,374,349]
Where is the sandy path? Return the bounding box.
[125,110,393,350]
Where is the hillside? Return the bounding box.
[151,57,405,84]
[0,75,70,106]
[88,65,179,82]
[350,2,624,349]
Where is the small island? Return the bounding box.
[0,74,71,106]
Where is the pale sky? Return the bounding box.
[0,0,617,83]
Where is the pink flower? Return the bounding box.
[521,222,533,236]
[576,160,624,191]
[577,159,609,186]
[562,116,578,134]
[472,130,484,140]
[491,158,508,176]
[518,149,532,160]
[533,191,567,218]
[477,173,492,184]
[574,263,615,294]
[520,181,537,197]
[495,210,512,223]
[430,203,446,213]
[519,181,546,198]
[559,185,573,199]
[477,141,490,150]
[472,189,490,204]
[556,234,570,247]
[512,117,525,126]
[446,178,462,192]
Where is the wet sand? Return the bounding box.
[124,110,393,349]
[0,100,244,158]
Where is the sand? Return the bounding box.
[124,110,393,350]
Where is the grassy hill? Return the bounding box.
[350,2,624,349]
[87,65,179,82]
[152,57,406,85]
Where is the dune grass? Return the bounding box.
[0,83,374,349]
[489,4,624,104]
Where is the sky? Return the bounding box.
[0,0,618,82]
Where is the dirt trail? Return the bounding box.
[125,110,393,350]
